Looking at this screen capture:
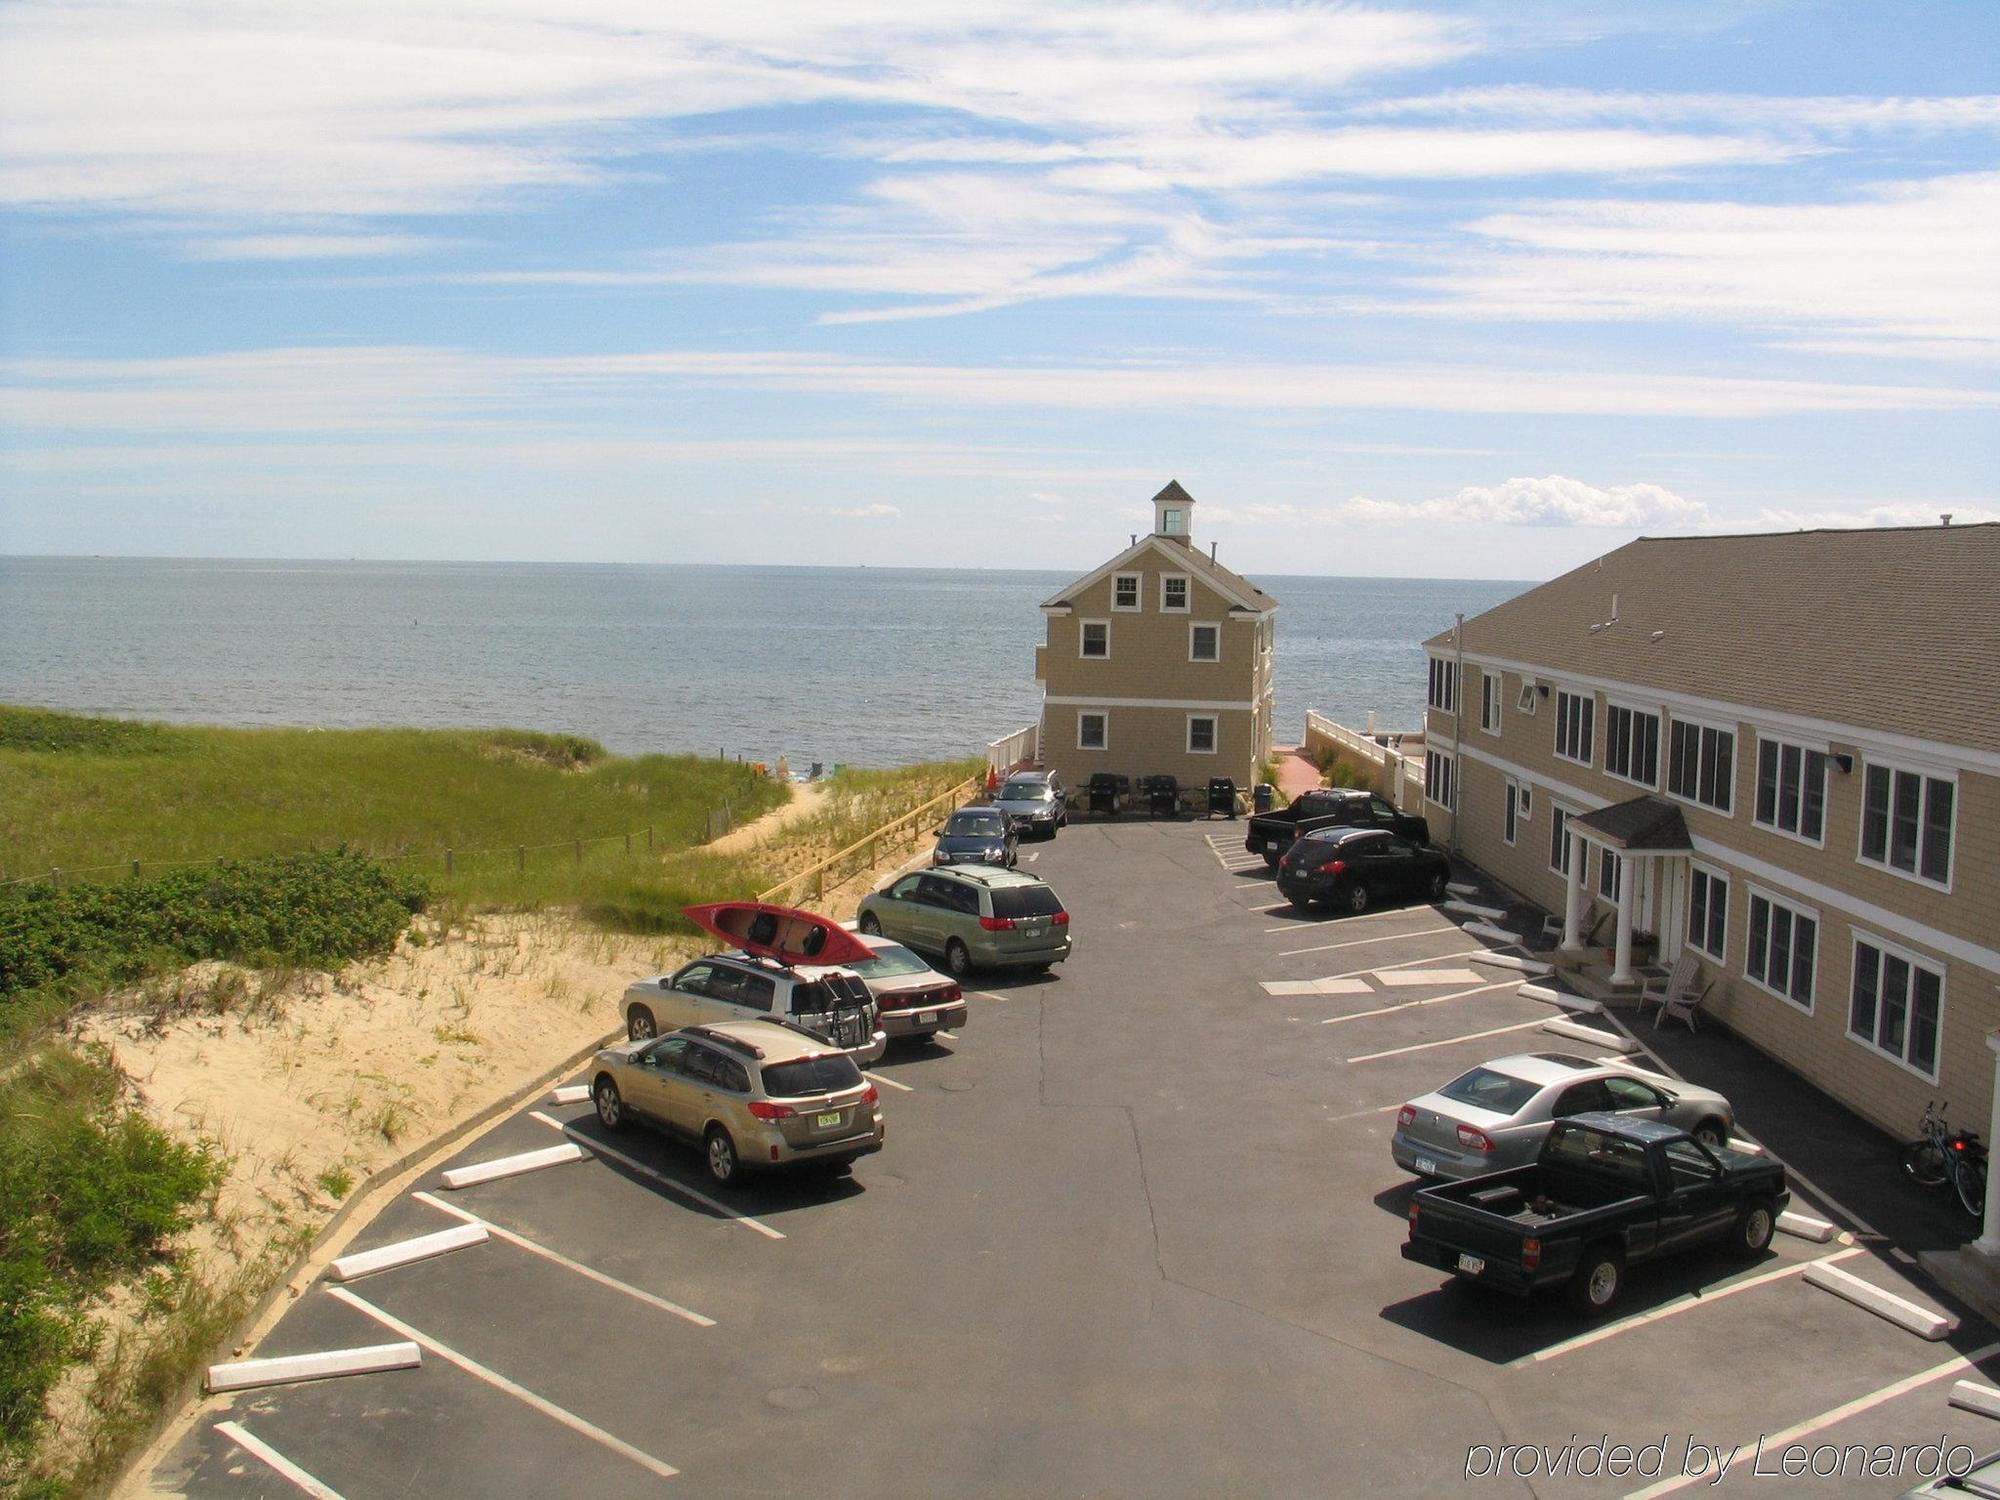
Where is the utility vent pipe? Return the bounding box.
[1210,542,1218,562]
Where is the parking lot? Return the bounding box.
[151,818,2000,1498]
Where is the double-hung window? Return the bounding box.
[1502,778,1519,845]
[1189,623,1220,662]
[1480,672,1502,734]
[1160,575,1190,612]
[1549,805,1573,876]
[1754,737,1828,844]
[1667,718,1734,813]
[1554,690,1594,765]
[1427,657,1458,714]
[1850,936,1944,1079]
[1111,573,1141,611]
[1077,712,1108,751]
[1424,749,1455,810]
[1079,620,1109,659]
[1187,715,1217,754]
[1605,704,1661,788]
[1686,865,1727,959]
[1598,850,1621,901]
[1745,890,1817,1010]
[1859,761,1954,886]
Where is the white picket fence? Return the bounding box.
[987,721,1040,772]
[1302,710,1424,810]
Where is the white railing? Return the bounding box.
[987,721,1040,772]
[1302,710,1425,811]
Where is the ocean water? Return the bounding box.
[0,558,1527,767]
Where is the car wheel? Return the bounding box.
[705,1127,739,1185]
[1731,1198,1776,1256]
[945,939,972,977]
[626,1005,657,1041]
[1345,883,1372,915]
[1426,869,1448,900]
[1692,1119,1728,1151]
[1566,1246,1624,1316]
[858,912,883,936]
[594,1077,625,1131]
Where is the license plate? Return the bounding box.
[1021,923,1045,937]
[815,1111,842,1129]
[917,1011,937,1024]
[1456,1253,1485,1275]
[1416,1156,1438,1176]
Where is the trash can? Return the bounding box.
[1087,772,1129,817]
[1206,778,1238,818]
[1144,774,1179,817]
[1253,782,1276,814]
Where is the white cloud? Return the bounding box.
[1702,502,2000,532]
[829,502,900,519]
[1350,86,2000,135]
[185,232,456,260]
[1336,475,1709,528]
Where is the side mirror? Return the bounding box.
[934,826,945,836]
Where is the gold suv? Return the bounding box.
[589,1020,884,1185]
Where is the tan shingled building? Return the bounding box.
[1421,523,2000,1139]
[1035,482,1277,800]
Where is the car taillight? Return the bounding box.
[1316,858,1346,875]
[939,983,962,1002]
[1407,1199,1421,1234]
[748,1100,796,1121]
[861,1085,878,1105]
[1397,1105,1417,1128]
[979,915,1016,931]
[1456,1124,1495,1153]
[1522,1236,1542,1271]
[1051,910,1070,926]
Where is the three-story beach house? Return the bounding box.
[1035,482,1277,799]
[1420,523,2000,1138]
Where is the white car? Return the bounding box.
[622,952,887,1065]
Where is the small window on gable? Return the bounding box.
[1161,575,1190,612]
[1112,573,1140,611]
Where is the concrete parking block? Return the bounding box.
[1468,951,1553,976]
[1949,1380,2000,1419]
[1777,1210,1833,1240]
[1517,982,1603,1014]
[1443,898,1508,921]
[206,1341,421,1393]
[440,1142,586,1190]
[1446,881,1478,897]
[1804,1260,1958,1340]
[1461,920,1522,944]
[548,1084,590,1105]
[328,1224,488,1282]
[1539,1017,1638,1053]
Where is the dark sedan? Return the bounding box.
[1275,825,1450,914]
[932,806,1017,867]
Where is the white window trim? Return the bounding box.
[1159,573,1191,614]
[1079,618,1110,660]
[1186,713,1218,755]
[1076,710,1109,752]
[1686,859,1730,961]
[1517,783,1532,822]
[1480,670,1503,736]
[1553,688,1595,768]
[1502,776,1519,846]
[1855,755,1958,895]
[1516,677,1538,715]
[1603,699,1663,792]
[1665,714,1737,818]
[1749,732,1831,851]
[1742,882,1820,1014]
[1188,621,1221,663]
[1110,573,1142,612]
[1847,928,1946,1083]
[1424,748,1456,811]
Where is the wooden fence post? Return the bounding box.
[131,860,141,880]
[51,866,61,888]
[574,839,583,866]
[517,845,526,873]
[647,825,654,851]
[445,849,454,878]
[624,832,632,856]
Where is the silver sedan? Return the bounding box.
[1390,1051,1736,1181]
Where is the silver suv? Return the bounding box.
[622,953,887,1064]
[590,1021,884,1183]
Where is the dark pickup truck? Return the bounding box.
[1244,788,1427,870]
[1401,1113,1789,1316]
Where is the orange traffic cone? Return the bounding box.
[986,765,1000,796]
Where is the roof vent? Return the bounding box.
[1942,513,1953,527]
[1209,541,1218,563]
[1588,623,1603,634]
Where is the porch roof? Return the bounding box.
[1569,794,1692,854]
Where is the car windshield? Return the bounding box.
[1000,783,1052,802]
[1437,1067,1540,1116]
[847,945,933,978]
[990,885,1064,920]
[760,1054,864,1098]
[945,811,1006,837]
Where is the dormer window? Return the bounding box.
[1162,507,1184,535]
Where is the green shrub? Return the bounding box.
[0,707,189,756]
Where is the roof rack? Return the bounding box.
[685,1026,767,1060]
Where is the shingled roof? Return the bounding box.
[1427,524,2000,755]
[1571,795,1692,852]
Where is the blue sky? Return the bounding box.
[1,0,1995,578]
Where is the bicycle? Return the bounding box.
[1902,1100,1988,1218]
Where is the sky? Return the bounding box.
[1,0,1996,579]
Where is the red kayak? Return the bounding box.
[680,902,874,968]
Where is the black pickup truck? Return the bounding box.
[1401,1113,1789,1315]
[1243,788,1428,870]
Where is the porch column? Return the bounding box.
[1560,832,1586,951]
[1974,1029,2000,1258]
[1610,852,1637,986]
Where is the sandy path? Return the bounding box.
[705,780,826,855]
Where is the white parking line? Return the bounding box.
[935,1029,958,1040]
[324,1287,680,1480]
[1623,1337,2000,1500]
[529,1112,785,1239]
[1519,1246,1867,1364]
[213,1422,347,1499]
[411,1192,715,1327]
[1273,923,1459,957]
[1347,1017,1548,1063]
[1319,980,1519,1026]
[864,1070,914,1093]
[1264,906,1450,936]
[973,990,1009,1003]
[1279,948,1490,989]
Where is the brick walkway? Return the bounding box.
[1268,745,1323,802]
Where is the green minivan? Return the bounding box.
[855,866,1071,977]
